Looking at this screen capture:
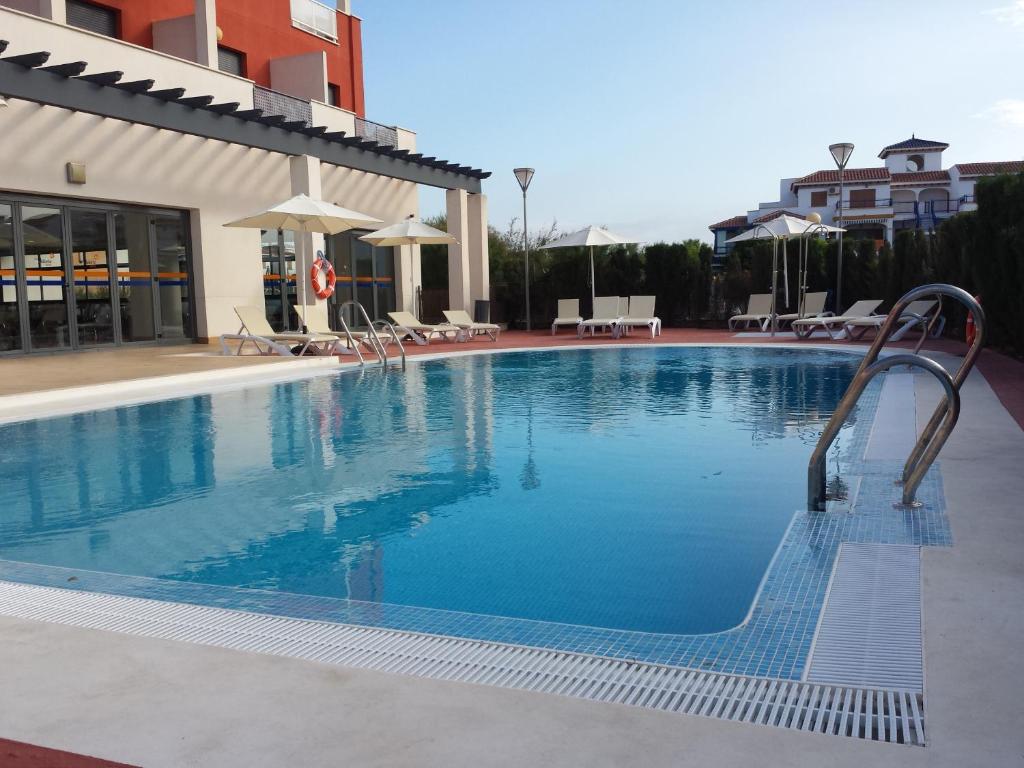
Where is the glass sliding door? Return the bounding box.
[261,229,299,331]
[262,229,285,331]
[0,204,21,352]
[326,230,396,327]
[328,231,355,329]
[69,209,116,346]
[22,205,69,350]
[0,196,195,355]
[114,211,156,342]
[374,244,396,318]
[153,215,191,340]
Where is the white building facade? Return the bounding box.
[0,2,490,355]
[710,137,1024,257]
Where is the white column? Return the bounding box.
[393,243,421,313]
[467,193,489,313]
[445,188,471,312]
[289,155,329,329]
[194,0,218,68]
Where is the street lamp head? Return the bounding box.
[829,142,855,170]
[513,167,535,192]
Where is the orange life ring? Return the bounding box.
[310,256,336,300]
[965,294,980,347]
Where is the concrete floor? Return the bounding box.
[0,343,293,397]
[0,342,1022,766]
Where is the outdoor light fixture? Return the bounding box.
[0,96,8,108]
[828,142,854,312]
[514,167,535,331]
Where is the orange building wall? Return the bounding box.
[93,0,365,116]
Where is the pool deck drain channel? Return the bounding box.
[805,543,923,691]
[0,579,925,746]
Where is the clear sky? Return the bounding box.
[351,0,1024,244]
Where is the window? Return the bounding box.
[810,190,827,207]
[217,47,245,77]
[849,189,877,209]
[66,0,118,38]
[327,83,341,107]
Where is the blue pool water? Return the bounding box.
[0,347,862,636]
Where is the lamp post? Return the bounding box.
[514,167,535,331]
[829,142,854,312]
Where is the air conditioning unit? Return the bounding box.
[829,187,838,194]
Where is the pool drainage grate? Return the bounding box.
[0,580,925,746]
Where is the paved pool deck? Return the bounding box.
[0,332,1022,767]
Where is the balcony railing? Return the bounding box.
[291,0,338,43]
[836,198,893,210]
[253,85,312,127]
[355,117,399,149]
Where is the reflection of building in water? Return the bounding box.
[519,347,857,446]
[0,359,497,602]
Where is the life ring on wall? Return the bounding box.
[310,254,336,300]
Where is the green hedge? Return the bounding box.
[432,176,1023,353]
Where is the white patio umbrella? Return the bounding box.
[224,193,381,309]
[539,225,640,308]
[358,217,457,247]
[224,193,382,234]
[726,214,844,335]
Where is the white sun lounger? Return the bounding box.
[792,299,884,340]
[776,292,831,328]
[843,300,941,341]
[220,305,340,356]
[617,295,662,338]
[443,309,501,341]
[729,294,774,331]
[551,299,583,335]
[577,296,624,338]
[388,310,463,345]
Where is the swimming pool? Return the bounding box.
[0,346,865,642]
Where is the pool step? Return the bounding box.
[0,579,926,746]
[805,543,923,692]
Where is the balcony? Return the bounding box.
[355,117,399,149]
[290,0,338,43]
[254,85,312,126]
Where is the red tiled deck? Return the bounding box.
[0,738,138,767]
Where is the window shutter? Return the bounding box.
[217,47,244,77]
[66,0,118,38]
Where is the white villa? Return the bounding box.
[710,137,1024,257]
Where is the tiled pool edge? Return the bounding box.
[0,578,927,746]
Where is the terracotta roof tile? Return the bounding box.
[791,167,890,189]
[753,209,805,224]
[954,161,1024,178]
[878,137,949,158]
[709,215,748,230]
[890,171,950,185]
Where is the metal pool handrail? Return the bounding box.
[807,283,984,510]
[808,353,959,509]
[372,319,406,371]
[337,300,385,366]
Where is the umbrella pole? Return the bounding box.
[783,237,790,308]
[770,238,778,337]
[589,245,596,311]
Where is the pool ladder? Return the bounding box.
[807,284,985,510]
[335,300,406,371]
